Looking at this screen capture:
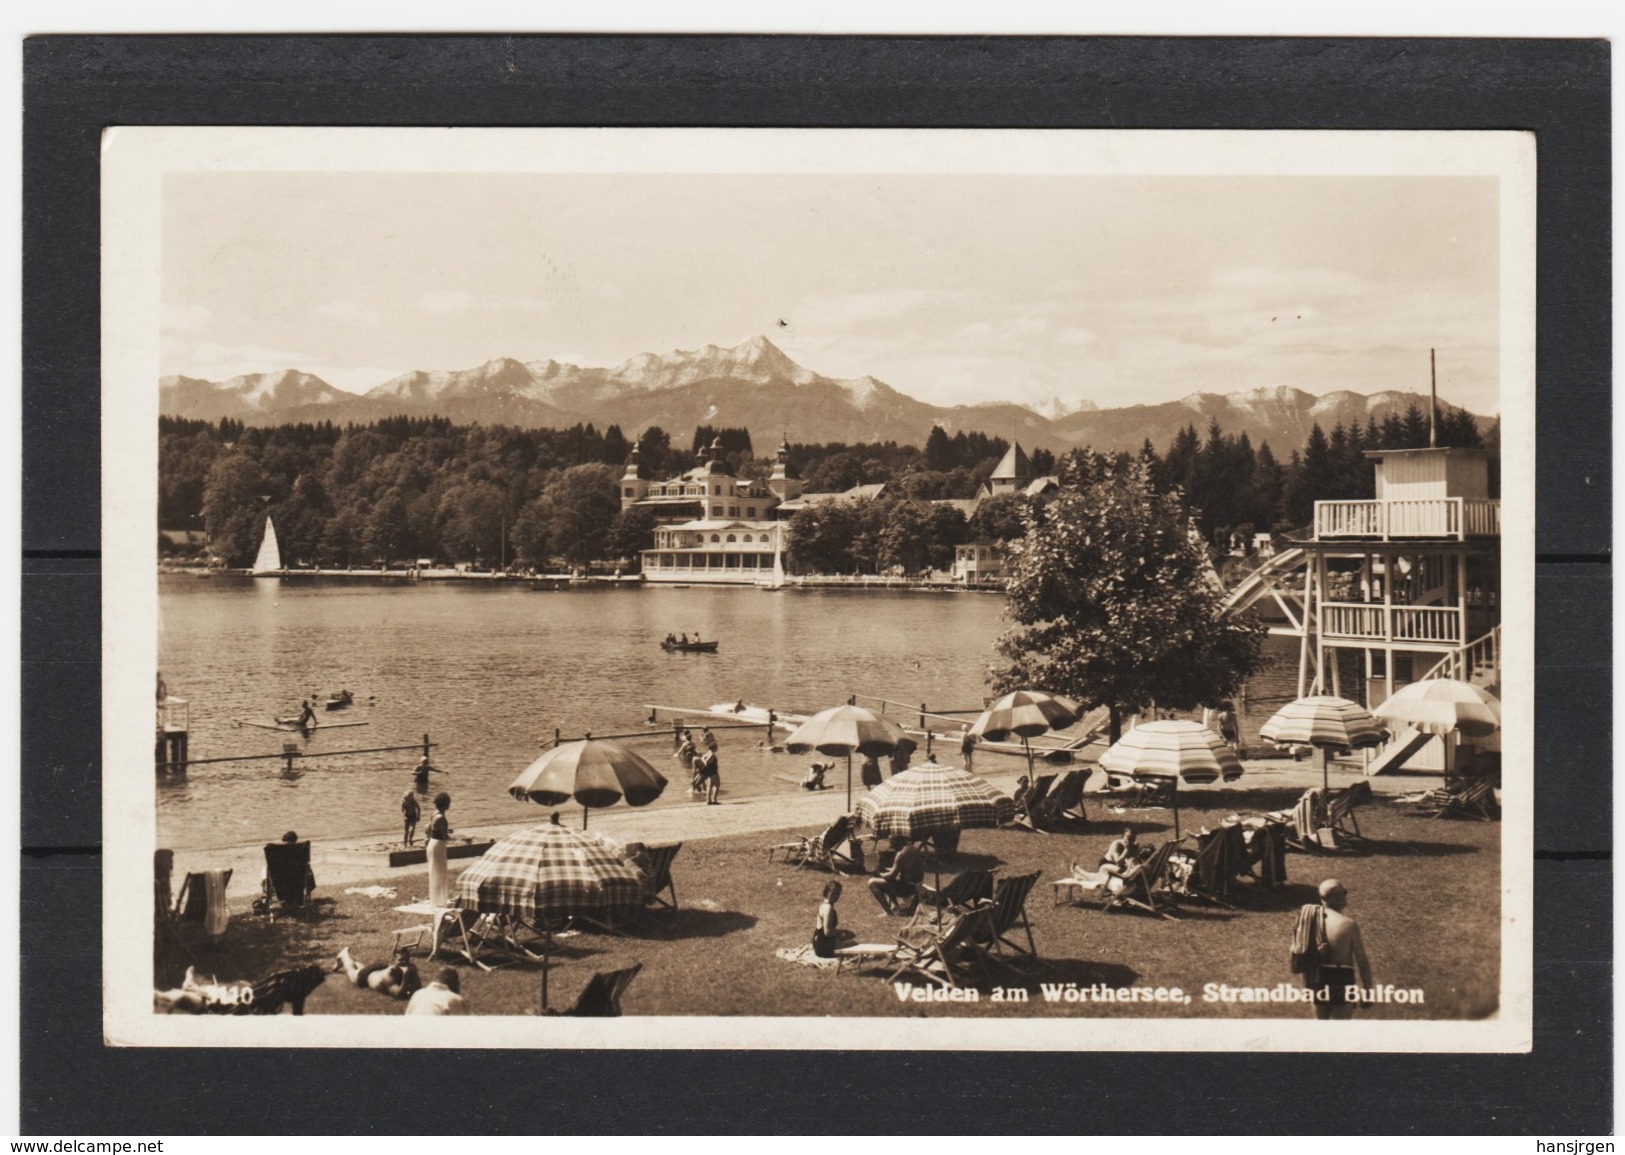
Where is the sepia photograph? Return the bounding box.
[101,127,1535,1049]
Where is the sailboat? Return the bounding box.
[250,516,282,575]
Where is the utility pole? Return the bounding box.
[1429,347,1438,448]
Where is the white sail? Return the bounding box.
[251,516,282,574]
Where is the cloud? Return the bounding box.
[1013,317,1048,336]
[161,304,214,334]
[315,299,381,325]
[417,290,549,314]
[1211,266,1370,296]
[1054,327,1098,346]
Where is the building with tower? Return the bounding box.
[630,436,793,585]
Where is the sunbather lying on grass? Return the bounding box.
[336,945,422,1000]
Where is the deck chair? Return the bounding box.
[916,867,995,911]
[768,815,863,873]
[1326,782,1372,843]
[1035,770,1090,829]
[173,868,234,952]
[550,964,644,1017]
[262,840,315,917]
[887,906,995,990]
[1006,773,1056,831]
[974,871,1041,966]
[1421,778,1499,821]
[1101,841,1180,920]
[642,843,682,911]
[1170,827,1244,907]
[1107,773,1176,811]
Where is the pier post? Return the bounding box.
[422,733,431,763]
[920,703,926,730]
[554,728,561,748]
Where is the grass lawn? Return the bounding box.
[157,785,1499,1020]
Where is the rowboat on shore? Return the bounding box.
[661,639,719,653]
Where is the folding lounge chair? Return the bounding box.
[1006,774,1056,831]
[1421,778,1498,822]
[262,840,315,918]
[1101,841,1180,920]
[1170,828,1241,907]
[173,868,234,953]
[1325,789,1367,844]
[974,871,1041,966]
[768,816,864,873]
[1107,773,1176,812]
[887,906,995,990]
[1035,770,1091,829]
[642,843,682,911]
[549,964,644,1017]
[916,867,995,911]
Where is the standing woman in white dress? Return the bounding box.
[426,792,452,907]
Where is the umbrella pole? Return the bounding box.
[1024,736,1034,777]
[583,805,589,830]
[1322,748,1330,795]
[540,925,552,1012]
[1172,784,1181,840]
[846,754,853,811]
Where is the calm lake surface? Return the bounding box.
[157,577,1012,850]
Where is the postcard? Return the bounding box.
[102,126,1534,1049]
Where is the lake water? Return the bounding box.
[157,577,1013,850]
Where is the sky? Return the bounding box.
[161,171,1502,414]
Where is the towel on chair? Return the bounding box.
[202,868,230,937]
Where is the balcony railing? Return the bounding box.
[1320,602,1463,645]
[1315,497,1500,541]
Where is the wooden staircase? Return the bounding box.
[1365,626,1501,775]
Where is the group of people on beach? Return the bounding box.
[672,723,721,805]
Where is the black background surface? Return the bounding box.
[21,35,1611,1134]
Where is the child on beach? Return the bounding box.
[401,791,421,847]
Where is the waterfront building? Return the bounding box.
[632,437,792,585]
[1224,445,1501,773]
[952,539,1009,584]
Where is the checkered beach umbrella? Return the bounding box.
[1372,679,1501,739]
[453,822,647,924]
[1260,696,1388,750]
[853,761,1016,840]
[1099,720,1244,786]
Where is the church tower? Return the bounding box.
[767,435,802,503]
[619,443,649,511]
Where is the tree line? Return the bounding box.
[160,398,1488,571]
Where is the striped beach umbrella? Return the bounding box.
[1099,720,1243,838]
[854,761,1016,841]
[1373,679,1501,739]
[454,821,648,1009]
[509,739,668,827]
[967,690,1083,776]
[783,704,908,809]
[1260,696,1388,792]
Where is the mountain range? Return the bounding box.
[160,335,1487,455]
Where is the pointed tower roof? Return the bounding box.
[990,442,1032,481]
[770,435,799,481]
[621,442,646,479]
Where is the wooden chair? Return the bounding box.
[887,906,995,990]
[1006,773,1056,831]
[1106,773,1176,812]
[173,868,234,953]
[916,867,995,911]
[262,840,315,918]
[976,871,1042,965]
[1101,841,1180,920]
[642,843,682,911]
[1421,778,1499,821]
[1326,788,1368,843]
[1035,770,1091,829]
[1170,827,1244,907]
[549,964,644,1017]
[767,816,865,873]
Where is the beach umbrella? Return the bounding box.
[854,761,1016,842]
[782,704,907,809]
[453,820,647,1009]
[968,690,1083,776]
[854,760,1014,927]
[1099,720,1243,838]
[1373,679,1501,739]
[510,738,668,828]
[1260,695,1389,792]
